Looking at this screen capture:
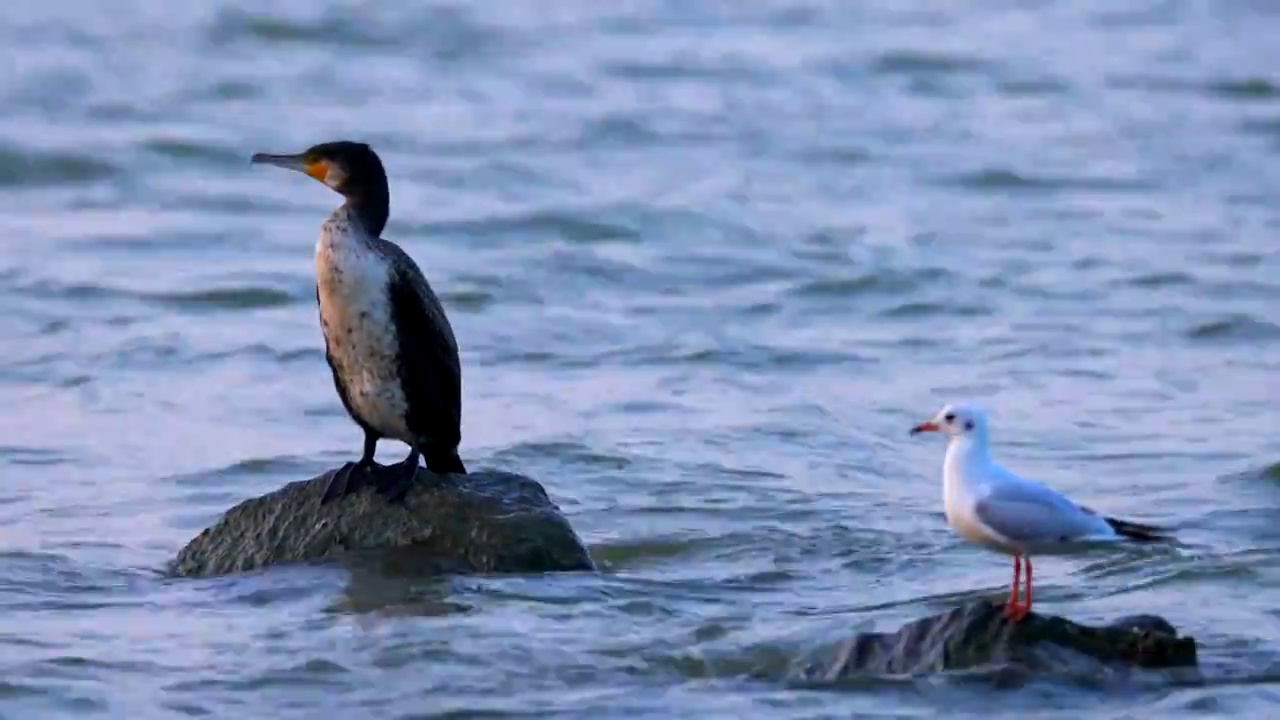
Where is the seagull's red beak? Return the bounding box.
[909,421,940,436]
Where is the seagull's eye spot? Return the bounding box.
[943,413,956,423]
[964,420,975,431]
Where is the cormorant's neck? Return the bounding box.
[343,186,389,238]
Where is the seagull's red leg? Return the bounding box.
[1023,558,1034,618]
[1007,556,1033,622]
[1003,555,1022,619]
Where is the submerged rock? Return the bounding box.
[793,600,1197,680]
[171,468,595,578]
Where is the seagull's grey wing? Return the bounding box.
[974,484,1108,544]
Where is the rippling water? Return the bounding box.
[1,0,1279,717]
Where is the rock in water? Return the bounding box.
[171,468,595,578]
[793,600,1197,681]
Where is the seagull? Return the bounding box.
[909,402,1168,621]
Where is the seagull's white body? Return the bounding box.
[942,431,1123,558]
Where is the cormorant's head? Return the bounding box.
[251,141,387,200]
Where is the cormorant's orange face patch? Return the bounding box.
[304,160,329,183]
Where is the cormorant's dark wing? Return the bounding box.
[378,241,463,452]
[317,285,370,432]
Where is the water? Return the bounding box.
[1,0,1278,716]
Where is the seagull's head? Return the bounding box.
[909,402,988,441]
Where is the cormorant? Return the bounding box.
[251,141,467,504]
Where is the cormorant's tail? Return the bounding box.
[425,448,467,475]
[1105,516,1168,542]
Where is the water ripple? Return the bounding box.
[943,168,1156,194]
[15,279,299,312]
[871,50,994,76]
[1186,315,1280,344]
[0,146,116,187]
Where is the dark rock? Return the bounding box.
[793,600,1197,681]
[171,468,595,578]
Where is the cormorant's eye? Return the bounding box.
[944,413,956,423]
[965,420,975,431]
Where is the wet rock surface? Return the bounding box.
[793,600,1197,681]
[171,468,595,578]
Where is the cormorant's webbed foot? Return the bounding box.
[321,432,382,505]
[320,459,376,505]
[371,448,422,504]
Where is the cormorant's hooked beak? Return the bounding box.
[909,421,940,436]
[250,152,328,183]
